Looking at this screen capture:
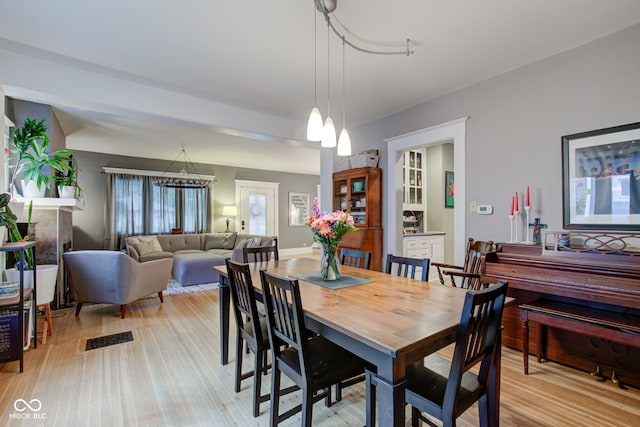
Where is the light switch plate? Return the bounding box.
[469,201,477,212]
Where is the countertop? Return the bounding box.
[403,231,446,237]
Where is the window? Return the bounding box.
[105,169,211,249]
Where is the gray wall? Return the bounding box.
[72,150,319,250]
[347,23,640,243]
[424,143,454,262]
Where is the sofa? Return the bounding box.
[125,232,277,286]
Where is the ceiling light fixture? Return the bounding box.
[337,36,351,156]
[309,0,415,154]
[155,144,214,189]
[306,3,323,141]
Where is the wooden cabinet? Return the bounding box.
[403,234,444,281]
[333,167,383,271]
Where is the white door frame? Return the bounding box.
[385,117,468,265]
[235,179,280,236]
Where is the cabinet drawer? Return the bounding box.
[405,238,430,249]
[406,249,431,258]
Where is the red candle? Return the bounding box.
[526,186,530,207]
[514,192,519,212]
[510,196,514,215]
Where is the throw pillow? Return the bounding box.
[204,233,228,250]
[223,232,237,250]
[135,236,163,257]
[235,237,255,249]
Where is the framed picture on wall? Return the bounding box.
[562,121,640,230]
[288,192,310,226]
[444,171,454,208]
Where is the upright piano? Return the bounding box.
[482,231,640,388]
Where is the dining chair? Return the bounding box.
[367,280,508,427]
[385,254,430,281]
[259,269,369,426]
[339,248,372,270]
[432,237,494,290]
[242,244,279,263]
[225,259,271,417]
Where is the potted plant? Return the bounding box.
[55,157,82,198]
[0,192,18,244]
[10,118,74,198]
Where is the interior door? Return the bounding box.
[235,180,279,237]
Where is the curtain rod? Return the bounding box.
[102,167,216,181]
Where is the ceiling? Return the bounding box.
[2,0,640,175]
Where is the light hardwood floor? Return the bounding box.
[1,287,639,426]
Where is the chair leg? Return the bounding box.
[253,349,264,417]
[158,291,164,303]
[302,387,313,427]
[411,407,420,427]
[270,366,281,427]
[120,304,127,319]
[235,334,244,393]
[75,303,83,317]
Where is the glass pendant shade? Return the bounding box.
[307,107,324,141]
[321,117,337,148]
[337,128,351,156]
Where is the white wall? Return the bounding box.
[345,23,640,244]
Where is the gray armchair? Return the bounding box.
[63,250,172,319]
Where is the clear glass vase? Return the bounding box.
[320,243,341,281]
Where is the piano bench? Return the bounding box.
[519,299,640,375]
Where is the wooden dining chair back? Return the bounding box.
[339,248,372,270]
[432,237,494,290]
[384,254,430,281]
[260,269,369,426]
[404,280,508,427]
[225,259,270,417]
[242,244,279,263]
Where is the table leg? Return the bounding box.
[370,373,406,427]
[218,277,230,365]
[536,324,543,363]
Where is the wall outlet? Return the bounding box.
[469,201,477,212]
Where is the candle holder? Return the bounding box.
[509,216,518,243]
[521,206,535,244]
[513,210,520,242]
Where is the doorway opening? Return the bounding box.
[385,118,467,264]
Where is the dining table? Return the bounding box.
[214,257,504,427]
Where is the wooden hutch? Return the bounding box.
[332,167,383,271]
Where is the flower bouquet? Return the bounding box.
[305,198,357,280]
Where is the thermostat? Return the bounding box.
[477,205,493,215]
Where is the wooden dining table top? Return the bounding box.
[214,256,470,362]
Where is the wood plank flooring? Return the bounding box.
[1,287,639,426]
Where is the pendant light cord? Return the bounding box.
[326,18,331,117]
[342,36,346,127]
[313,4,317,106]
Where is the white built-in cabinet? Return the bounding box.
[403,233,444,281]
[402,149,425,211]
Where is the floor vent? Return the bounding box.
[85,331,133,351]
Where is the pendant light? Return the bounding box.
[321,18,337,148]
[306,3,323,141]
[337,36,351,156]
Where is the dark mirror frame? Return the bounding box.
[562,121,640,231]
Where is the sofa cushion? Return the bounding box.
[204,232,237,250]
[129,236,163,257]
[205,248,234,258]
[139,251,174,263]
